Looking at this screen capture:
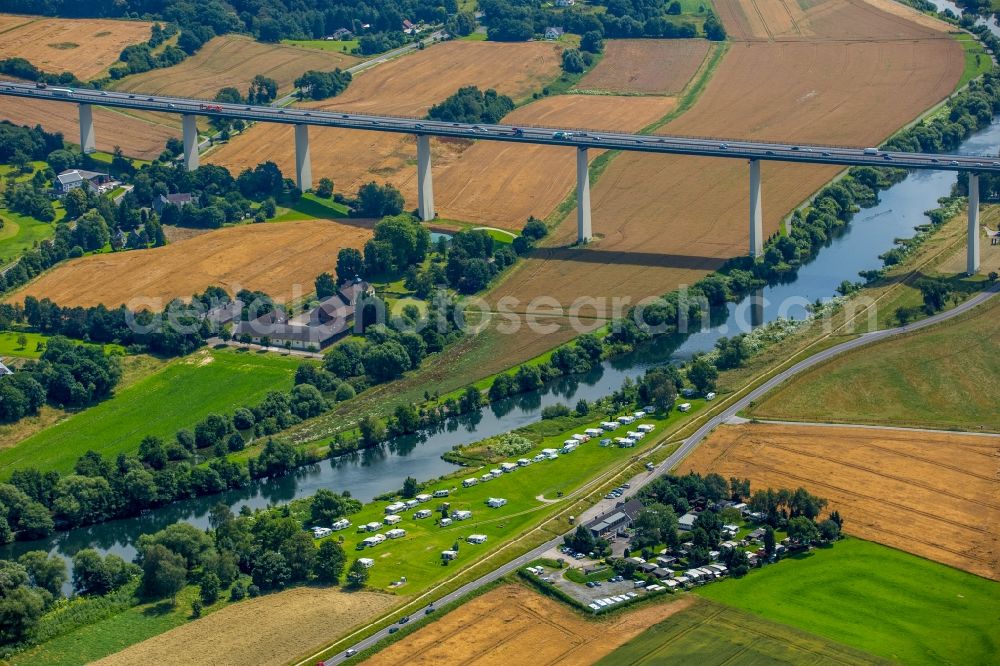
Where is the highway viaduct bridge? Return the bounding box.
[1,80,994,274]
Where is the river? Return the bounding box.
[5,119,1000,594]
[927,0,1000,38]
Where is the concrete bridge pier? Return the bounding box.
[417,134,435,221]
[749,159,763,258]
[750,288,765,328]
[968,173,980,275]
[295,124,312,192]
[577,147,592,243]
[182,114,199,171]
[78,103,96,154]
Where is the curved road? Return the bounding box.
[316,283,999,664]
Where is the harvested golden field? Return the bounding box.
[399,0,964,385]
[680,422,1000,580]
[8,219,374,308]
[715,0,951,42]
[0,15,153,79]
[0,94,177,159]
[435,94,676,227]
[366,584,694,666]
[207,40,562,197]
[111,35,358,99]
[94,587,396,666]
[579,39,711,95]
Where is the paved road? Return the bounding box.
[3,80,999,173]
[317,285,999,663]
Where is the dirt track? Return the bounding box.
[679,422,1000,580]
[365,584,694,666]
[0,15,152,79]
[7,219,374,308]
[578,39,711,95]
[93,587,396,666]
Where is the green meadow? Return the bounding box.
[697,538,1000,665]
[0,348,303,476]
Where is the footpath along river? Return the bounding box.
[4,119,999,591]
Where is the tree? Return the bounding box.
[141,544,187,600]
[363,341,410,382]
[72,209,110,251]
[704,13,727,41]
[314,540,347,583]
[295,69,352,100]
[346,558,369,588]
[73,550,136,596]
[336,247,365,283]
[401,476,419,499]
[315,177,334,198]
[787,516,820,544]
[818,518,840,542]
[581,31,603,54]
[315,272,337,299]
[0,562,45,644]
[355,182,405,218]
[18,551,66,597]
[310,488,361,525]
[763,525,776,556]
[199,571,220,605]
[359,415,387,447]
[62,187,89,219]
[632,503,679,549]
[427,86,515,124]
[688,357,718,395]
[247,75,278,104]
[251,550,291,589]
[561,49,585,74]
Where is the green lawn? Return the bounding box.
[954,33,993,90]
[599,597,883,666]
[273,193,350,221]
[282,38,359,54]
[0,210,56,265]
[0,348,304,476]
[313,408,697,593]
[697,538,1000,665]
[749,295,1000,431]
[0,331,125,360]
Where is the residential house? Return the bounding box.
[555,0,575,6]
[152,192,198,215]
[55,169,113,195]
[678,512,698,531]
[544,26,564,40]
[331,27,353,39]
[0,357,13,377]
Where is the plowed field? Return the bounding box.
[7,219,374,308]
[111,35,358,99]
[578,39,711,94]
[679,422,1000,580]
[207,41,562,196]
[365,584,694,666]
[0,15,152,79]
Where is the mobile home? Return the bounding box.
[500,462,517,473]
[462,478,479,488]
[486,497,508,508]
[331,518,351,531]
[416,493,433,503]
[452,510,472,521]
[467,534,488,544]
[414,509,432,519]
[384,514,402,525]
[678,403,692,412]
[386,528,407,539]
[433,489,450,498]
[385,502,405,514]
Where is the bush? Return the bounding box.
[486,432,533,457]
[541,403,571,419]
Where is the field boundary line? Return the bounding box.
[752,418,1000,437]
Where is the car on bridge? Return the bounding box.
[553,131,573,139]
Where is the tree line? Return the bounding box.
[480,0,725,42]
[2,0,454,52]
[0,493,361,653]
